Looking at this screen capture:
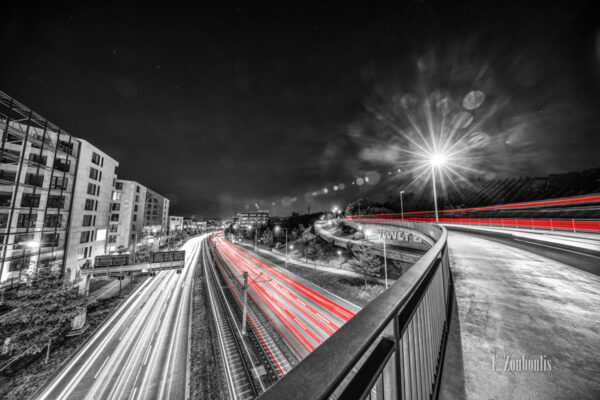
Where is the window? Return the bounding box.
[92,152,101,165]
[51,176,68,190]
[9,257,29,272]
[58,140,74,155]
[17,213,36,228]
[87,183,97,195]
[47,195,65,209]
[29,153,47,165]
[135,195,139,203]
[54,158,71,172]
[25,173,44,187]
[89,168,99,180]
[84,199,95,211]
[80,231,92,244]
[115,182,123,190]
[133,214,137,222]
[136,185,140,193]
[0,170,17,183]
[1,149,20,163]
[111,203,120,211]
[82,215,93,227]
[110,214,119,221]
[14,233,34,249]
[0,213,8,228]
[94,200,98,211]
[109,224,118,232]
[41,233,59,247]
[77,247,86,261]
[112,191,122,201]
[0,192,12,207]
[134,205,138,212]
[108,235,117,244]
[44,214,61,228]
[99,171,102,181]
[21,193,41,208]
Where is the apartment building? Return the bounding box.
[0,95,79,286]
[63,140,118,281]
[106,180,147,253]
[169,216,183,232]
[143,187,169,233]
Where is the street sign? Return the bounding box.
[150,250,185,264]
[93,254,130,268]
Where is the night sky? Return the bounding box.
[1,1,598,217]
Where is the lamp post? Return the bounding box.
[430,154,446,223]
[275,226,288,268]
[400,190,405,221]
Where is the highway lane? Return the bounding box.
[36,235,205,400]
[210,233,359,360]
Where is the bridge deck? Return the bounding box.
[439,231,600,400]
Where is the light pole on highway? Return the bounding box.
[275,226,288,268]
[241,271,270,335]
[430,154,446,223]
[400,190,405,221]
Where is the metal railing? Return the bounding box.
[258,222,453,400]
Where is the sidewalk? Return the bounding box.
[237,242,391,285]
[443,224,600,255]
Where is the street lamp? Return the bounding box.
[430,153,446,223]
[400,190,405,221]
[275,225,288,268]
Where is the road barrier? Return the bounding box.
[348,217,600,233]
[258,222,453,400]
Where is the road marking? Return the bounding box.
[129,387,138,400]
[119,325,130,341]
[143,345,152,365]
[93,356,110,379]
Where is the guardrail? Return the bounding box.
[258,222,453,400]
[348,216,600,233]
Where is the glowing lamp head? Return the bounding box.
[430,153,446,167]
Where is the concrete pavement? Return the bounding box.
[439,231,600,400]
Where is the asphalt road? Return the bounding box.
[211,234,360,360]
[440,230,600,400]
[36,235,204,400]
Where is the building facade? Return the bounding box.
[0,94,79,286]
[106,180,147,253]
[64,140,118,281]
[143,187,169,234]
[169,216,183,232]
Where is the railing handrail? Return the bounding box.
[258,224,448,399]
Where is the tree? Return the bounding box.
[0,266,95,360]
[351,244,383,287]
[261,228,274,246]
[303,240,321,267]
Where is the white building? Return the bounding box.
[64,140,118,281]
[169,216,183,232]
[106,180,147,253]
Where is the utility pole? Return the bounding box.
[400,190,405,221]
[241,271,249,335]
[383,237,388,289]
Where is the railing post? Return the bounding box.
[550,219,553,232]
[572,219,576,233]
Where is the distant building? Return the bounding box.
[64,140,119,281]
[237,210,269,227]
[143,187,169,234]
[169,216,183,232]
[106,180,147,253]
